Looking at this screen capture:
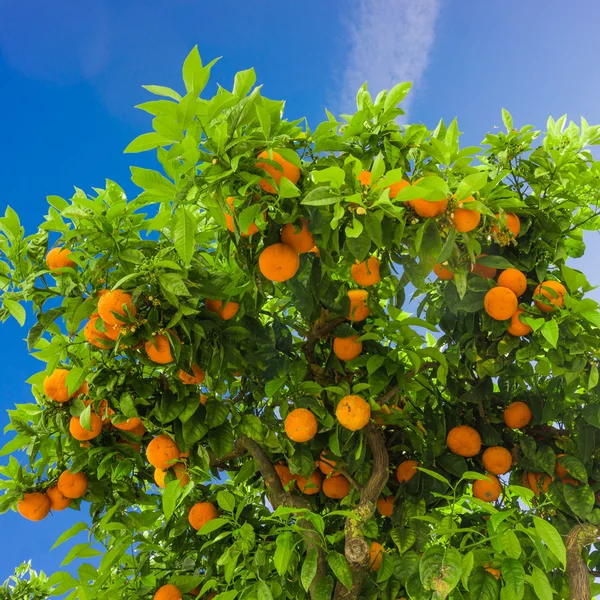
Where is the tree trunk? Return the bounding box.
[565,524,599,600]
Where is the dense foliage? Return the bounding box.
[1,47,600,599]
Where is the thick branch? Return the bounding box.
[566,524,599,600]
[208,439,247,470]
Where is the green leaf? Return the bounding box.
[3,299,25,326]
[468,569,499,600]
[533,517,566,568]
[502,108,513,132]
[301,187,341,206]
[79,403,92,431]
[233,68,256,96]
[312,167,346,189]
[539,320,558,348]
[124,132,172,153]
[255,581,273,600]
[163,479,184,521]
[60,543,102,566]
[346,235,371,262]
[420,546,462,597]
[327,552,352,592]
[529,566,552,600]
[173,207,196,266]
[456,172,488,201]
[278,177,301,198]
[558,455,587,481]
[314,576,334,600]
[198,517,228,535]
[217,490,236,513]
[302,548,318,590]
[384,82,412,111]
[274,532,294,576]
[51,521,88,550]
[182,45,208,97]
[142,85,182,102]
[417,467,450,486]
[208,423,234,458]
[501,558,524,599]
[563,483,594,518]
[501,530,521,559]
[391,527,416,555]
[461,551,474,591]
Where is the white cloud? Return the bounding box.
[339,0,440,116]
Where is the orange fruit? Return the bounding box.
[318,450,341,477]
[503,402,532,429]
[284,408,318,442]
[333,335,363,361]
[274,463,297,489]
[281,218,315,254]
[387,179,410,198]
[473,473,502,502]
[323,476,350,499]
[145,334,174,364]
[258,243,300,283]
[374,404,402,426]
[146,435,181,469]
[46,486,71,511]
[154,584,182,600]
[409,196,448,218]
[447,425,482,457]
[224,196,261,236]
[98,289,136,327]
[508,308,532,336]
[296,470,322,495]
[484,287,518,321]
[43,369,87,403]
[369,542,385,571]
[188,501,218,530]
[534,280,567,312]
[527,472,552,495]
[451,197,481,232]
[17,492,51,521]
[492,213,520,239]
[69,413,102,441]
[200,394,207,406]
[376,496,394,516]
[497,269,527,297]
[396,460,419,483]
[46,247,76,272]
[555,454,568,479]
[351,256,381,287]
[336,395,371,431]
[482,446,512,475]
[469,255,497,280]
[178,364,206,384]
[205,299,240,320]
[485,565,502,580]
[83,314,112,349]
[561,477,580,486]
[358,170,372,186]
[113,417,143,432]
[433,263,454,280]
[154,462,189,489]
[347,290,370,321]
[256,150,301,194]
[57,469,88,499]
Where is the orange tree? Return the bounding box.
[1,47,600,600]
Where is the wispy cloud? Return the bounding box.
[339,0,440,116]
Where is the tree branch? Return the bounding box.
[375,362,439,407]
[302,314,346,382]
[566,523,599,600]
[208,439,247,470]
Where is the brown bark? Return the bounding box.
[303,314,346,383]
[565,524,599,600]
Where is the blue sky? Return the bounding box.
[1,0,599,585]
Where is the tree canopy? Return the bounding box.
[1,46,600,600]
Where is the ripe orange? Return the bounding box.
[503,402,532,429]
[145,334,174,364]
[433,263,454,280]
[154,584,183,600]
[114,417,143,432]
[481,446,512,475]
[508,308,532,336]
[561,477,580,487]
[323,476,350,499]
[318,450,341,477]
[98,289,136,327]
[274,463,296,488]
[46,247,76,272]
[146,435,181,469]
[492,213,520,239]
[396,460,419,483]
[473,474,502,502]
[200,394,207,406]
[224,196,261,236]
[534,280,567,312]
[447,425,482,457]
[410,195,448,218]
[374,404,402,426]
[451,197,481,232]
[284,408,318,442]
[336,395,371,431]
[485,565,502,580]
[387,179,410,198]
[188,501,218,530]
[351,256,381,287]
[205,299,240,320]
[296,470,322,495]
[69,413,102,441]
[43,369,87,403]
[154,462,189,489]
[333,335,363,361]
[46,486,71,511]
[57,469,88,499]
[256,150,301,194]
[258,243,300,282]
[358,170,372,186]
[347,290,370,321]
[369,542,385,571]
[178,364,205,385]
[527,472,552,495]
[17,492,51,521]
[84,314,112,349]
[281,218,315,254]
[484,287,518,321]
[555,454,568,479]
[469,255,497,280]
[376,496,394,517]
[497,269,527,297]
